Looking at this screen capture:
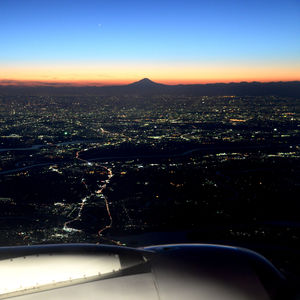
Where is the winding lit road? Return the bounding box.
[63,149,118,244]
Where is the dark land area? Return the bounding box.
[1,78,300,97]
[0,81,299,277]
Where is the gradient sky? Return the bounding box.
[0,0,300,85]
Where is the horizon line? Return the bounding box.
[1,78,300,87]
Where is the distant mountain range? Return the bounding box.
[0,78,300,97]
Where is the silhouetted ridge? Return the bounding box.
[0,80,299,97]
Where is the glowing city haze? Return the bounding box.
[1,0,299,85]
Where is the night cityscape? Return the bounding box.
[0,83,299,276]
[1,0,300,297]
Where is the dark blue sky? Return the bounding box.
[1,0,299,84]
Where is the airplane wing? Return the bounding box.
[0,243,293,300]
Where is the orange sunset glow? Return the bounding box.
[0,61,299,86]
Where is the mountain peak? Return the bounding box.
[128,78,163,87]
[139,78,153,83]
